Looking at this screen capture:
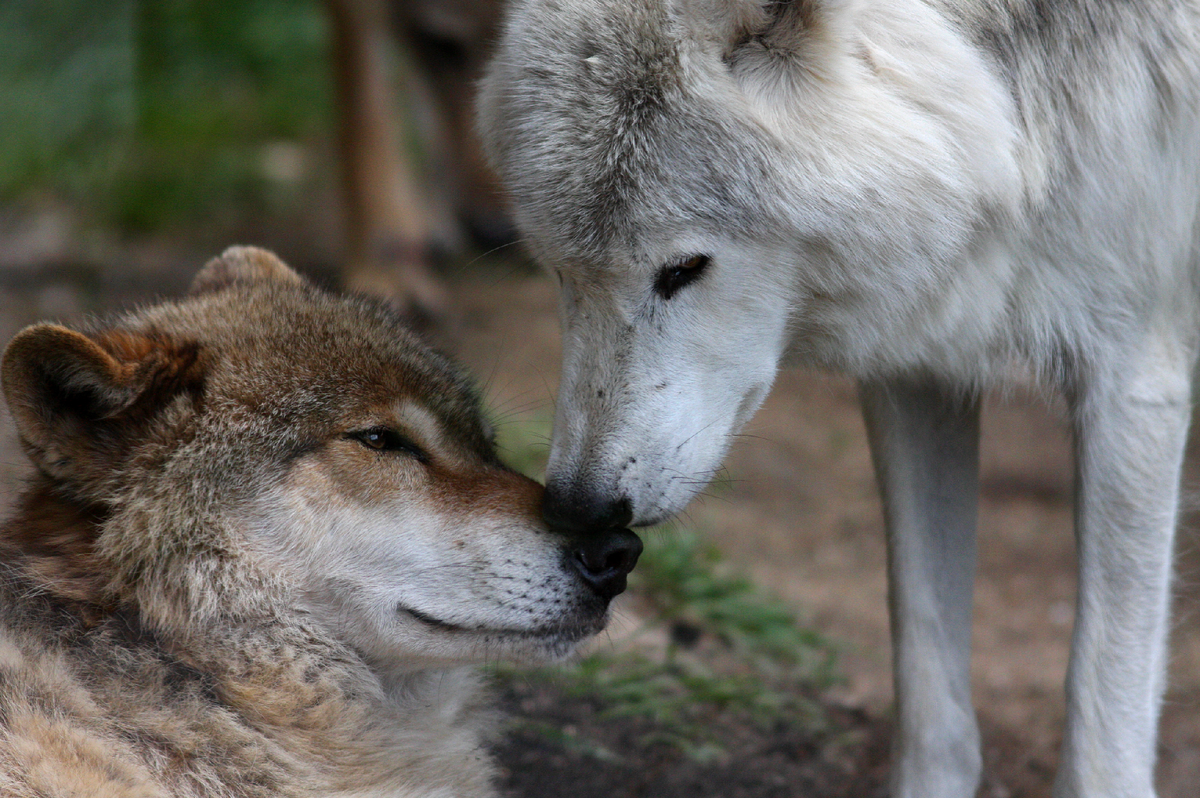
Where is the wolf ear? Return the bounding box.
[189,246,306,296]
[681,0,773,44]
[2,324,204,482]
[683,0,859,56]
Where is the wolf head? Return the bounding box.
[479,0,1019,528]
[1,248,640,673]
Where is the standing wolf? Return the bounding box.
[478,1,1200,795]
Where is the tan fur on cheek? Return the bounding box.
[318,444,429,506]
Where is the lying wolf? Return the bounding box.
[0,247,641,797]
[479,1,1200,795]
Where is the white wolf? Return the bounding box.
[479,1,1200,795]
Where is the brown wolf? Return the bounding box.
[0,246,640,797]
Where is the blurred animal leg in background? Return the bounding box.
[327,0,512,323]
[327,0,446,318]
[395,0,512,252]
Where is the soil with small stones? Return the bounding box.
[489,680,1063,798]
[493,682,891,798]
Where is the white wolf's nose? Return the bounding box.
[542,483,633,534]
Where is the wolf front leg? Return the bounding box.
[860,379,982,798]
[1056,337,1194,798]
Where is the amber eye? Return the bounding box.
[348,427,428,462]
[654,255,710,300]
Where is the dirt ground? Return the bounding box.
[1,254,1197,796]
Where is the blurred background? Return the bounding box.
[3,0,336,272]
[1,3,1197,796]
[0,0,509,313]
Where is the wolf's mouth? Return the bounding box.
[399,604,605,640]
[402,605,464,631]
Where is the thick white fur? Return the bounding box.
[479,0,1200,795]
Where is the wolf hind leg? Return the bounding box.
[1055,334,1194,798]
[860,378,982,798]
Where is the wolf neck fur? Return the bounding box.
[0,477,109,607]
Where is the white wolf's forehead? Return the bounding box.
[483,0,784,263]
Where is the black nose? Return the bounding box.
[570,529,643,599]
[543,482,634,534]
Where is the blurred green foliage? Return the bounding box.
[0,0,332,232]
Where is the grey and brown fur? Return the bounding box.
[0,246,639,797]
[479,1,1200,796]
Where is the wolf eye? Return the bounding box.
[654,255,710,300]
[348,427,428,462]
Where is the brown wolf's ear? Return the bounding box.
[189,245,306,296]
[1,324,204,482]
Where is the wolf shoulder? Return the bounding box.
[944,1,1200,351]
[782,0,1200,377]
[939,0,1200,200]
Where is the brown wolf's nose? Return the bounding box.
[570,529,643,599]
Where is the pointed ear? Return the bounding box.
[683,0,859,57]
[189,246,306,296]
[2,324,204,482]
[680,0,773,47]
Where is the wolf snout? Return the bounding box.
[542,481,633,534]
[568,529,643,600]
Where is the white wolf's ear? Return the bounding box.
[679,0,773,43]
[680,0,860,57]
[189,245,306,296]
[2,324,205,483]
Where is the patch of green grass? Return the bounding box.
[506,719,623,764]
[490,414,838,760]
[632,525,836,680]
[530,528,836,760]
